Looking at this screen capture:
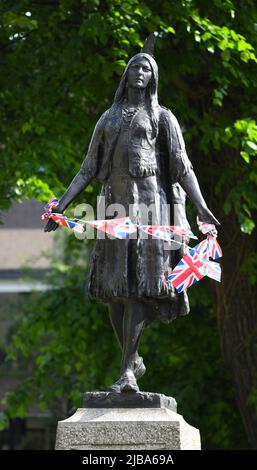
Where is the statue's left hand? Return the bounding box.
[44,206,62,232]
[197,207,220,226]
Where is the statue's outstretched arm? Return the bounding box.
[56,164,94,213]
[43,166,94,232]
[179,171,220,225]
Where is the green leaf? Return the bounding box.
[219,39,230,51]
[22,122,32,133]
[246,141,257,151]
[240,218,255,234]
[2,12,38,32]
[167,26,175,34]
[134,8,143,16]
[240,151,250,163]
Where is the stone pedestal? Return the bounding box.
[55,392,201,450]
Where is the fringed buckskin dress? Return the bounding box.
[80,99,194,326]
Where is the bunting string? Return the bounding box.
[42,196,222,290]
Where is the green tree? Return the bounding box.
[0,0,257,448]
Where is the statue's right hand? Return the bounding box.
[44,206,62,232]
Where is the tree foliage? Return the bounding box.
[0,0,257,449]
[1,0,257,231]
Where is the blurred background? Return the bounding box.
[0,0,257,449]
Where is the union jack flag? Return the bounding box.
[44,196,59,212]
[197,217,218,236]
[86,217,137,239]
[139,225,197,241]
[193,239,209,259]
[139,225,173,241]
[170,225,198,239]
[42,196,84,233]
[166,249,205,293]
[206,235,222,260]
[194,235,222,260]
[201,258,221,282]
[42,211,85,233]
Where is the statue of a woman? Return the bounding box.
[44,38,219,393]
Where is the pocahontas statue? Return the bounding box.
[44,34,219,393]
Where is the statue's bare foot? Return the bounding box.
[108,356,145,392]
[119,369,139,393]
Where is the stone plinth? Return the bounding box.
[55,392,201,450]
[83,391,177,411]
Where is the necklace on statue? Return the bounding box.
[122,100,144,123]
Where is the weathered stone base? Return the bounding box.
[83,391,177,411]
[55,392,201,450]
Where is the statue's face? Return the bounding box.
[127,58,152,90]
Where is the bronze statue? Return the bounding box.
[44,35,219,393]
